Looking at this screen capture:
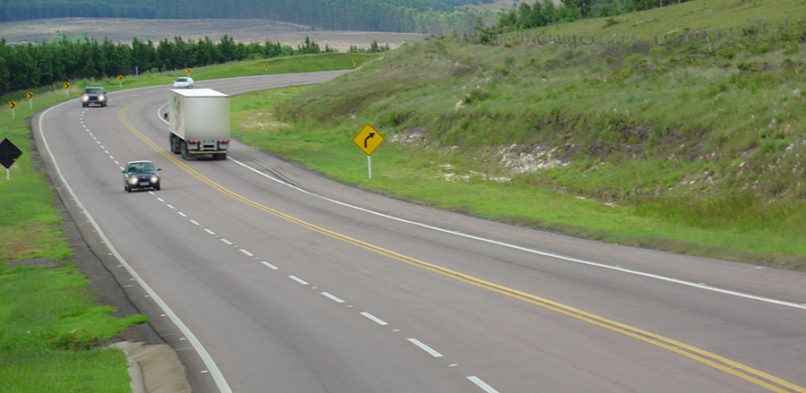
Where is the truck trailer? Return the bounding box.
[168,88,230,160]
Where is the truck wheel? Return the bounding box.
[180,141,191,160]
[169,135,178,154]
[214,153,227,160]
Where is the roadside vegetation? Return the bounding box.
[0,51,378,392]
[231,1,806,270]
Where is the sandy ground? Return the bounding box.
[0,18,427,51]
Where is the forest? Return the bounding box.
[0,0,495,33]
[0,35,389,94]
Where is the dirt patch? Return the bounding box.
[0,18,427,52]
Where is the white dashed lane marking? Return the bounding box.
[360,312,388,326]
[407,338,442,358]
[288,275,309,285]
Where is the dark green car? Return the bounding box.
[81,86,108,107]
[123,160,161,192]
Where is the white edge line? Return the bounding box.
[407,337,442,358]
[38,102,233,393]
[261,261,278,270]
[229,156,806,311]
[467,376,500,393]
[360,311,389,326]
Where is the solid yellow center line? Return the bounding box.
[119,100,805,393]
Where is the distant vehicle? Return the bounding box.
[168,88,230,160]
[172,77,195,88]
[123,160,161,192]
[81,87,108,107]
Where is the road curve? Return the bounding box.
[33,71,806,393]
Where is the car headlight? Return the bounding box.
[81,94,89,102]
[128,175,139,185]
[150,175,159,184]
[98,94,105,101]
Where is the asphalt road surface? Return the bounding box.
[34,71,806,393]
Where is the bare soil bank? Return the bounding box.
[0,18,427,51]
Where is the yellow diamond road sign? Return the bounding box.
[353,123,384,156]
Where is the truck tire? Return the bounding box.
[180,140,191,160]
[214,153,227,160]
[169,134,179,154]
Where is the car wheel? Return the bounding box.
[125,185,130,192]
[155,184,161,191]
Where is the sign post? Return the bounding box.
[7,101,15,120]
[117,74,124,88]
[63,82,70,97]
[352,123,384,179]
[0,138,23,181]
[26,92,33,109]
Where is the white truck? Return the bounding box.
[168,88,230,160]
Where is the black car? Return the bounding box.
[123,160,161,192]
[81,86,108,107]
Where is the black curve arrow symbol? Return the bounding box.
[364,132,375,148]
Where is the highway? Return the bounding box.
[33,71,806,393]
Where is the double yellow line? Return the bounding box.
[120,101,805,393]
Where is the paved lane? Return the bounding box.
[34,72,806,393]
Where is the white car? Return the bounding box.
[172,77,195,88]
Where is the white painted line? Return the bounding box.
[221,238,233,245]
[37,102,233,393]
[177,212,187,217]
[205,229,216,235]
[230,156,806,311]
[407,338,442,358]
[156,197,164,202]
[190,219,200,226]
[261,261,278,270]
[321,292,345,303]
[361,312,389,326]
[467,376,499,393]
[288,275,309,285]
[166,204,175,210]
[239,249,254,257]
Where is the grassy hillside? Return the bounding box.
[234,0,806,269]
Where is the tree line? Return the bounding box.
[491,0,694,33]
[0,0,496,33]
[0,34,385,94]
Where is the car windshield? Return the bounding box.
[128,162,155,172]
[85,88,104,94]
[175,78,188,82]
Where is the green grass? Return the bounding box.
[0,263,148,393]
[228,3,806,270]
